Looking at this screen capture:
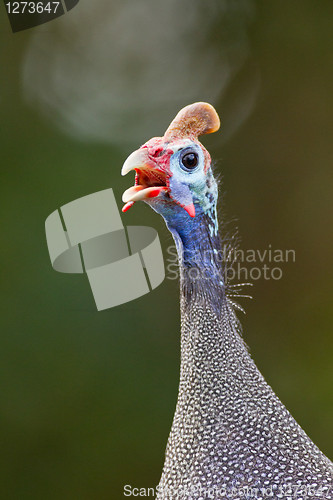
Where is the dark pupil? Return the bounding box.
[182,152,198,169]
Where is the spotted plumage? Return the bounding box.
[121,103,332,499]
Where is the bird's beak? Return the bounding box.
[121,149,153,176]
[121,147,196,217]
[121,149,169,212]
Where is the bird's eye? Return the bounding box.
[181,152,198,171]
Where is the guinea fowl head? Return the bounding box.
[121,102,220,232]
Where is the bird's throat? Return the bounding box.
[166,210,226,315]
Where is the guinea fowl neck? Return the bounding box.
[166,210,226,314]
[166,209,248,393]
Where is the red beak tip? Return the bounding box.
[122,201,135,213]
[147,187,163,198]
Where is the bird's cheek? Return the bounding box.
[168,177,195,218]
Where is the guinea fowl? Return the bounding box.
[121,103,332,499]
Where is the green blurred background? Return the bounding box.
[1,1,332,498]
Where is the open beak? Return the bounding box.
[121,149,169,212]
[121,147,196,217]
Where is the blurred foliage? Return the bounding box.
[0,1,332,498]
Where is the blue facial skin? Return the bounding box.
[146,142,223,292]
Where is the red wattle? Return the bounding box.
[184,203,196,218]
